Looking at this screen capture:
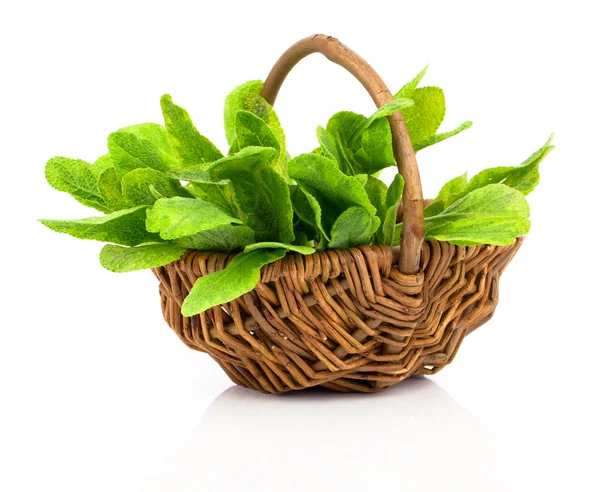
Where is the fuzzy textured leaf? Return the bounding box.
[97,167,128,211]
[229,111,279,156]
[423,184,530,245]
[395,65,428,98]
[381,174,404,245]
[118,123,175,156]
[100,243,186,272]
[181,248,287,316]
[121,168,192,206]
[363,175,387,238]
[426,135,554,217]
[288,153,376,235]
[329,207,379,249]
[414,121,472,152]
[176,224,255,251]
[209,147,294,243]
[223,80,286,174]
[40,206,159,246]
[146,197,242,240]
[160,95,223,166]
[108,130,176,177]
[45,157,112,213]
[351,97,414,143]
[401,86,446,143]
[353,118,396,174]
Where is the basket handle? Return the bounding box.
[261,34,424,274]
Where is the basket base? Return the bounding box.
[154,238,523,393]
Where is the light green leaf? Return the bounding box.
[160,94,223,166]
[97,167,128,211]
[108,130,177,177]
[209,146,295,243]
[223,80,286,174]
[350,97,414,143]
[499,134,554,195]
[325,111,366,175]
[40,206,159,246]
[363,175,387,239]
[316,126,339,162]
[353,117,396,175]
[395,65,428,98]
[354,174,369,187]
[329,207,379,249]
[146,197,242,240]
[121,168,192,206]
[290,185,328,242]
[400,86,446,143]
[100,243,187,272]
[381,174,404,245]
[244,242,315,255]
[229,111,282,167]
[288,153,377,235]
[45,157,112,213]
[181,248,287,316]
[425,172,469,217]
[118,123,175,156]
[176,224,255,251]
[414,121,472,152]
[423,184,530,245]
[91,154,115,179]
[425,134,554,218]
[168,167,239,217]
[386,174,405,209]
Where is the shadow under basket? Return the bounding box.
[153,238,523,393]
[152,34,526,393]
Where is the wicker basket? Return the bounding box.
[153,35,524,393]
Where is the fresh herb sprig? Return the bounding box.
[41,67,553,316]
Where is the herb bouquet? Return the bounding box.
[41,35,552,393]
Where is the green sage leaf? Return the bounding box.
[181,248,287,316]
[146,197,243,240]
[209,146,295,243]
[100,242,187,272]
[160,94,223,166]
[40,206,159,246]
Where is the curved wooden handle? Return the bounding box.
[261,34,424,274]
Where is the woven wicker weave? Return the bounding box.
[153,35,525,393]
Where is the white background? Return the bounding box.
[1,1,599,490]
